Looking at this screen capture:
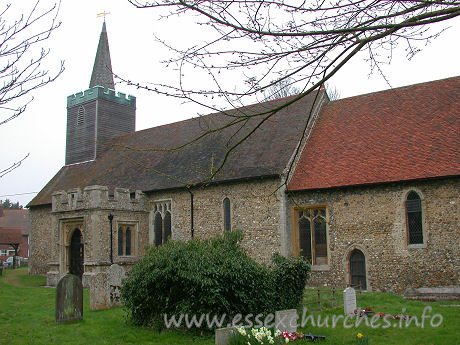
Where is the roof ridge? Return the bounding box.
[334,75,460,102]
[128,93,313,138]
[288,74,460,191]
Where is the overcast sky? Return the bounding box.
[1,0,460,207]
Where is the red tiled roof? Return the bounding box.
[0,228,22,244]
[288,76,460,191]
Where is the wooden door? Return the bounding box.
[69,229,84,278]
[350,249,366,290]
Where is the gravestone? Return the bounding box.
[88,264,127,310]
[107,264,126,306]
[89,272,109,310]
[275,309,298,332]
[215,327,236,345]
[55,274,83,323]
[343,287,357,316]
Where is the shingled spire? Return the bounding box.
[89,22,115,90]
[65,21,135,166]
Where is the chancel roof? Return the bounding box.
[288,76,460,191]
[29,92,325,207]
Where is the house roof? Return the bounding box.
[29,92,325,207]
[0,228,22,245]
[288,76,460,191]
[0,209,30,235]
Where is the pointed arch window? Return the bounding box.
[223,197,231,232]
[406,191,423,244]
[154,212,163,246]
[153,201,172,246]
[164,211,172,242]
[295,208,328,265]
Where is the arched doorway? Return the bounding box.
[349,249,366,290]
[69,229,84,278]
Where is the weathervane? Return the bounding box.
[97,11,111,22]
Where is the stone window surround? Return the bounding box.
[115,220,139,258]
[291,204,330,271]
[343,243,371,292]
[222,196,232,232]
[402,188,427,249]
[150,199,172,246]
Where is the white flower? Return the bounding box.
[238,326,247,336]
[285,337,290,343]
[274,329,281,337]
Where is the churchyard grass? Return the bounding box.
[1,268,458,344]
[298,289,459,344]
[0,268,214,345]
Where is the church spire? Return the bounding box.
[89,21,115,90]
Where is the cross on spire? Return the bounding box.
[97,11,111,22]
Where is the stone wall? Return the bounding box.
[29,205,53,275]
[147,177,286,264]
[287,177,460,293]
[31,186,149,286]
[29,178,286,285]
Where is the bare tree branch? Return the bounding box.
[0,0,64,127]
[118,0,460,186]
[0,1,62,178]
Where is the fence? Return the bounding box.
[303,285,363,311]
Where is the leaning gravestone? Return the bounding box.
[275,309,298,333]
[343,287,357,316]
[55,274,83,323]
[107,264,126,306]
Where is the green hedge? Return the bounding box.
[121,231,310,328]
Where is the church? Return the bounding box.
[28,23,459,293]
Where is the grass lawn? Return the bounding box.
[0,268,214,345]
[297,289,459,344]
[0,268,458,344]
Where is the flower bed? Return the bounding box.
[230,327,326,344]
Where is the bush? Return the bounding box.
[121,231,310,329]
[270,253,310,311]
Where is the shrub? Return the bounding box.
[270,253,311,311]
[121,231,310,329]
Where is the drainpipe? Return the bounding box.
[186,188,194,238]
[108,213,113,264]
